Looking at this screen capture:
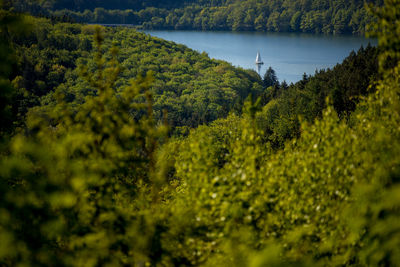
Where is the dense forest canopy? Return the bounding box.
[43,0,193,11]
[21,0,382,11]
[5,17,262,132]
[1,0,400,266]
[13,0,382,34]
[4,13,377,137]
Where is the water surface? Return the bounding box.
[144,30,376,83]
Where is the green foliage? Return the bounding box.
[368,0,400,71]
[257,45,378,148]
[0,27,169,265]
[0,2,29,137]
[8,17,95,128]
[144,1,397,265]
[162,31,398,267]
[16,0,379,35]
[10,17,262,131]
[1,0,400,266]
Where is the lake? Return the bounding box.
[144,30,377,83]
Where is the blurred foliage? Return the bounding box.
[1,0,400,266]
[1,26,170,266]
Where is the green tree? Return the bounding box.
[263,66,278,88]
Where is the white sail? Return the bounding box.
[255,52,264,64]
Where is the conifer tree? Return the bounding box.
[263,66,278,88]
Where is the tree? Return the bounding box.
[263,66,278,88]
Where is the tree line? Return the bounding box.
[13,0,381,34]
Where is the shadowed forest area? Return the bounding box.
[1,0,400,266]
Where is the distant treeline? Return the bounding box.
[13,0,381,34]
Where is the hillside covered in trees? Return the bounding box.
[13,0,381,34]
[5,16,262,133]
[1,0,400,266]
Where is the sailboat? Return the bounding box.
[255,51,264,64]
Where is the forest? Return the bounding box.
[1,0,400,266]
[13,0,382,34]
[5,17,261,132]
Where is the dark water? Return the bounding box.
[144,30,377,83]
